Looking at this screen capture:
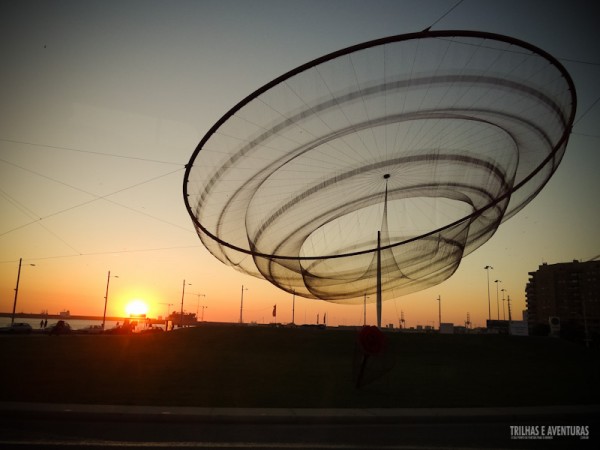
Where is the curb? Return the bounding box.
[1,402,599,424]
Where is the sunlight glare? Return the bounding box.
[125,299,148,317]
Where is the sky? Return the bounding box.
[1,0,599,328]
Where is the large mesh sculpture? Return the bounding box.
[184,30,576,312]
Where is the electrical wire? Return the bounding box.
[0,158,189,237]
[0,245,204,265]
[0,138,183,166]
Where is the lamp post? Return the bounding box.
[11,258,36,325]
[195,293,206,319]
[436,295,442,330]
[501,288,507,320]
[239,285,248,324]
[363,294,369,326]
[484,266,493,323]
[200,305,208,322]
[494,279,501,320]
[180,280,192,327]
[102,271,118,330]
[291,289,296,325]
[159,303,173,321]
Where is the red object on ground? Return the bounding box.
[358,325,387,355]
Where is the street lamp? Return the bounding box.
[239,285,248,324]
[494,279,502,320]
[484,266,493,323]
[180,280,192,328]
[200,305,208,321]
[102,271,118,330]
[291,289,296,325]
[11,258,36,325]
[501,288,507,320]
[436,295,442,330]
[195,293,206,319]
[159,303,173,320]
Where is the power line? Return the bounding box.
[0,187,40,221]
[0,159,189,237]
[0,187,82,254]
[0,245,205,264]
[0,138,183,166]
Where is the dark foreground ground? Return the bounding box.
[0,325,598,408]
[1,405,598,450]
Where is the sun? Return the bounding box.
[125,299,148,317]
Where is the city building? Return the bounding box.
[525,260,600,342]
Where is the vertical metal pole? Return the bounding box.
[239,285,246,324]
[180,279,186,327]
[437,295,441,330]
[195,294,205,322]
[376,174,390,330]
[363,293,367,326]
[484,266,493,323]
[102,270,111,330]
[376,231,382,328]
[292,289,295,325]
[11,258,23,325]
[495,280,501,320]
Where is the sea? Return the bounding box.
[0,317,165,332]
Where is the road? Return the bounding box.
[1,411,597,449]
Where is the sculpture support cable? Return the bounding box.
[184,30,576,306]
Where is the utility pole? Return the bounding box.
[363,293,369,326]
[11,258,36,325]
[102,271,118,330]
[180,280,191,327]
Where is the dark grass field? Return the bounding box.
[1,325,598,408]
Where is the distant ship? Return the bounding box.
[59,310,71,318]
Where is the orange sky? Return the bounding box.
[1,0,599,328]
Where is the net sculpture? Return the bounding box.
[184,30,576,326]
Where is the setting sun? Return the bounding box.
[125,299,148,317]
